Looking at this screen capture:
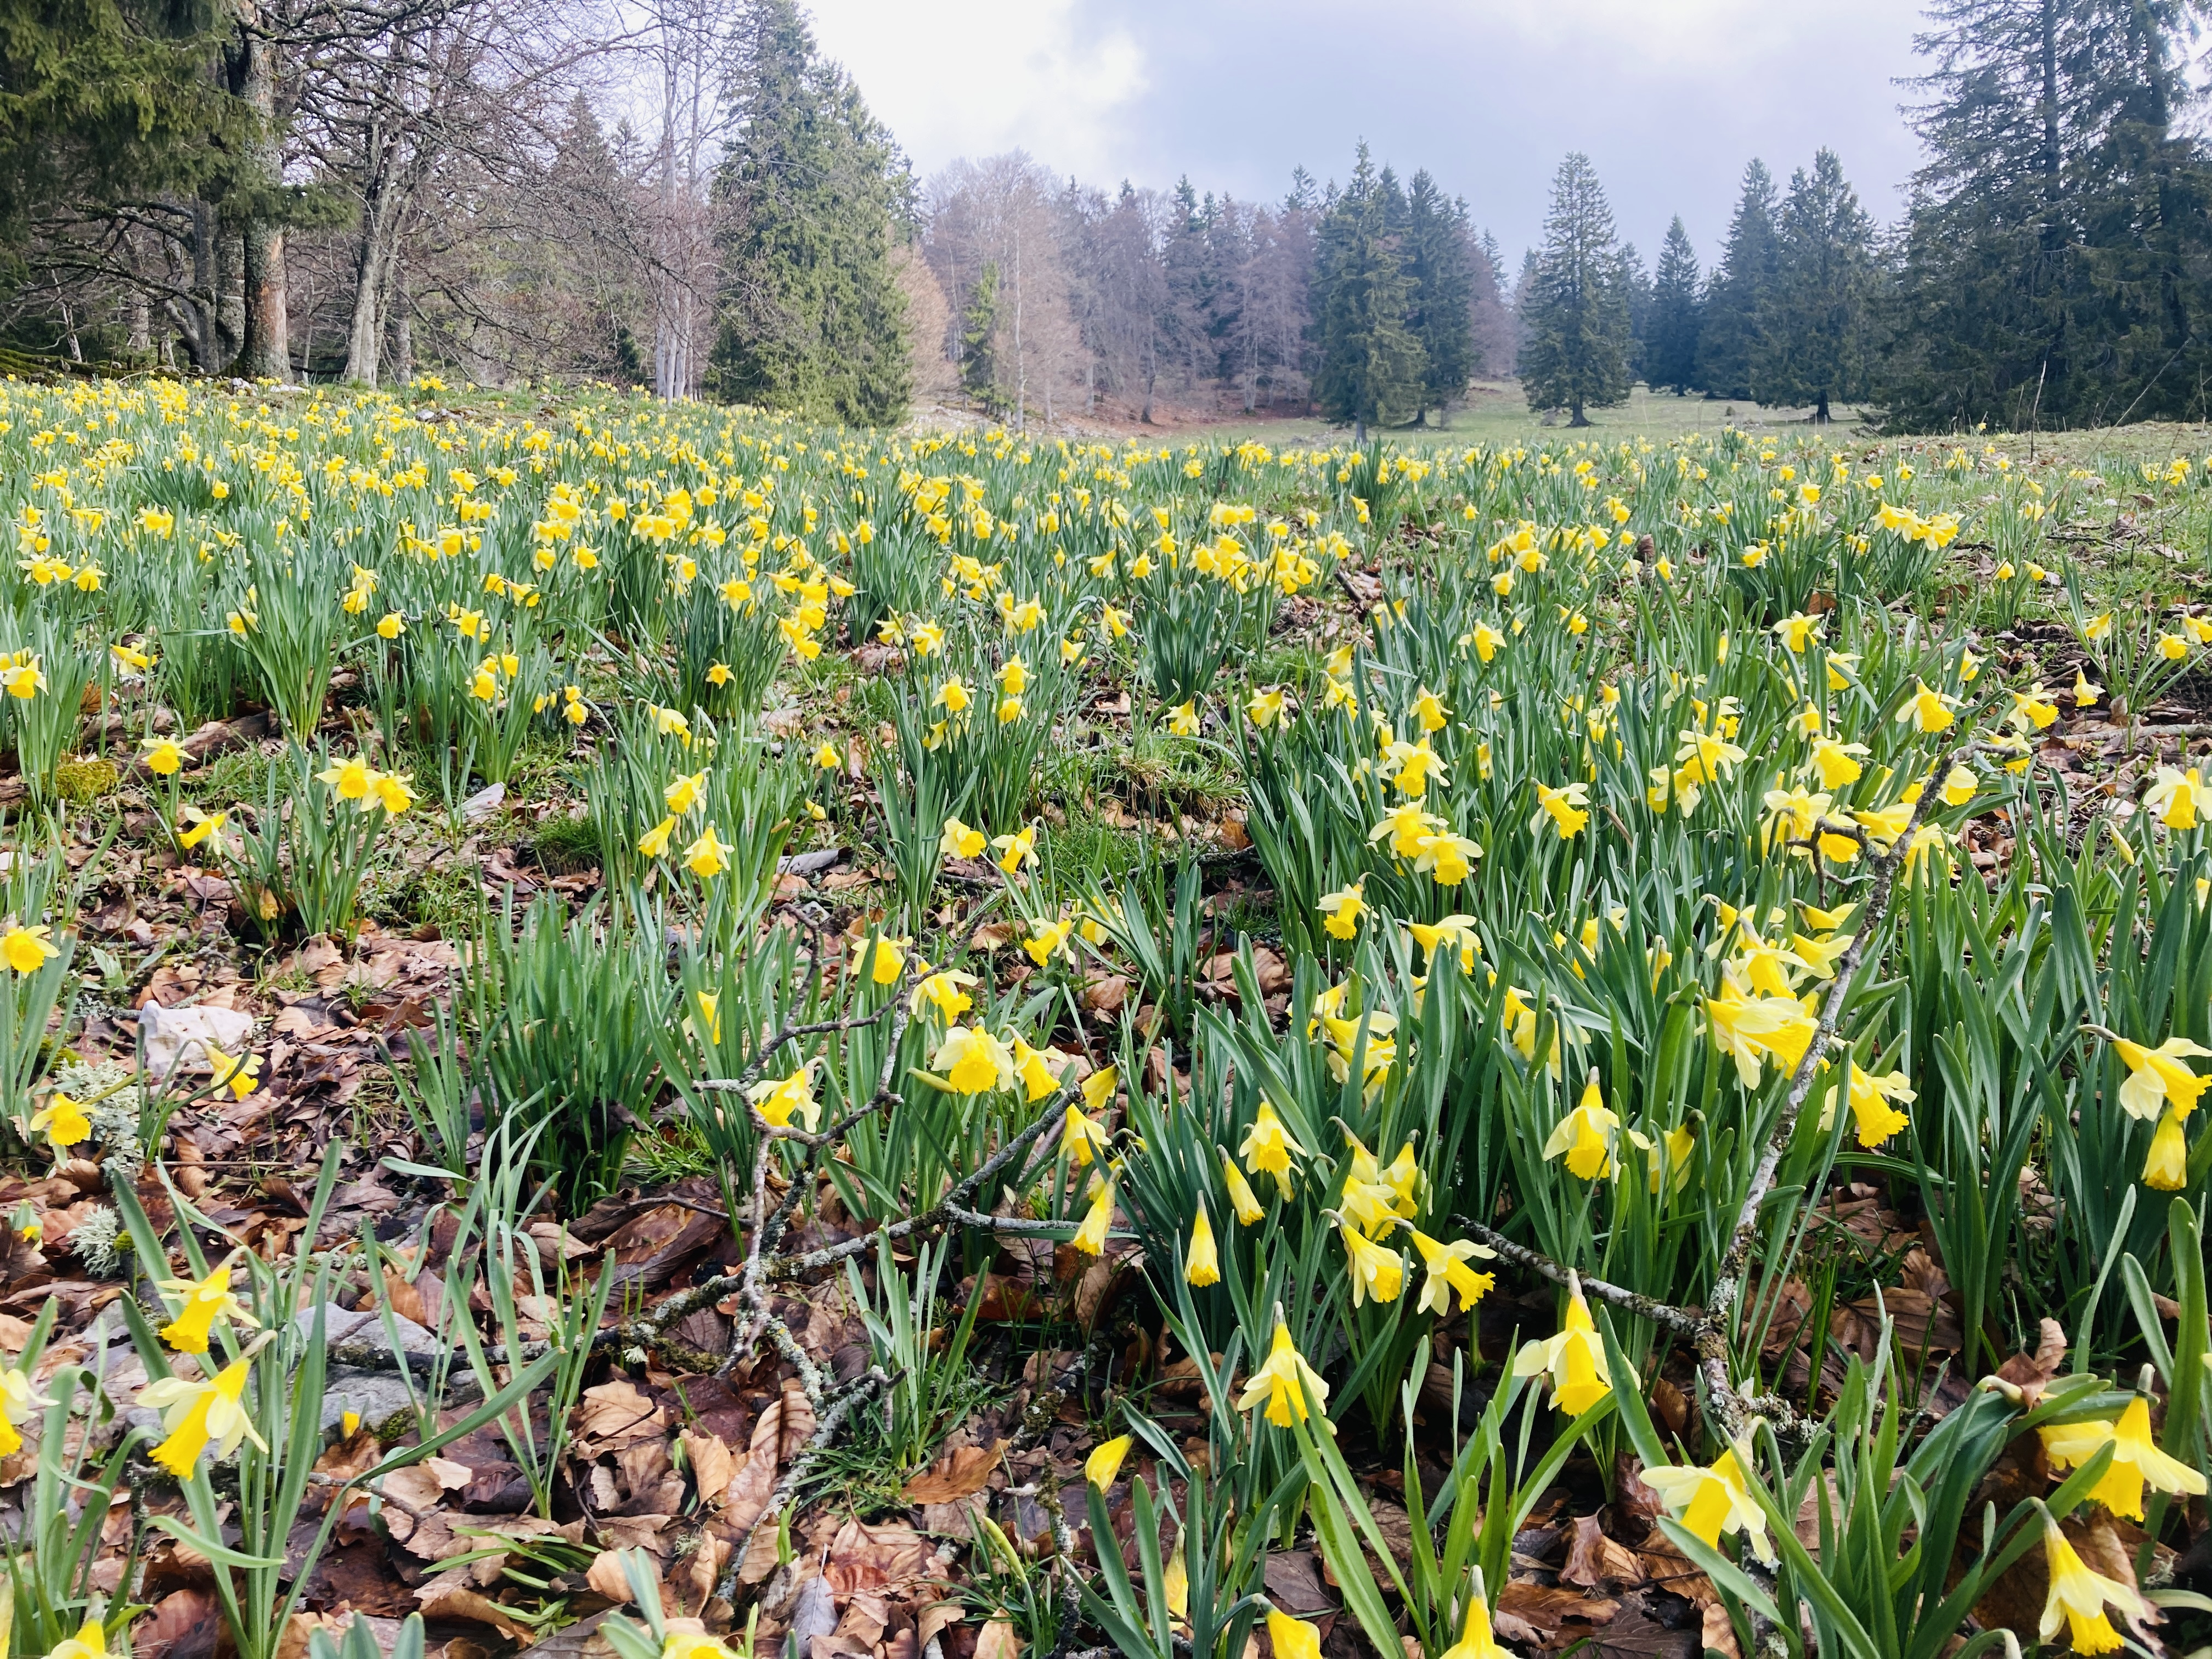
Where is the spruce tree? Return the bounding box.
[1619,241,1652,370]
[1401,170,1477,421]
[1308,142,1426,439]
[1698,160,1780,400]
[1888,0,2212,428]
[707,0,912,425]
[1645,217,1703,393]
[1753,150,1879,422]
[960,261,1000,409]
[1516,153,1633,426]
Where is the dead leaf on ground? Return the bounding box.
[904,1440,1002,1504]
[975,1616,1023,1659]
[415,1572,540,1643]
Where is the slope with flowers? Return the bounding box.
[0,378,2203,1659]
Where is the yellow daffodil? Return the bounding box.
[1339,1221,1404,1306]
[934,1025,1015,1094]
[744,1064,819,1132]
[1236,1313,1329,1426]
[140,735,185,776]
[853,934,907,986]
[1511,1279,1611,1415]
[1072,1177,1114,1254]
[2040,1396,2208,1520]
[25,1091,88,1150]
[139,1358,267,1477]
[1222,1153,1265,1224]
[1643,1444,1775,1563]
[2109,1033,2210,1122]
[1532,781,1590,839]
[2038,1519,2147,1655]
[1238,1099,1304,1198]
[939,816,985,860]
[1409,1230,1496,1316]
[991,823,1036,875]
[1544,1074,1619,1179]
[200,1042,260,1101]
[1186,1200,1220,1285]
[1,924,59,975]
[1085,1434,1132,1488]
[157,1262,258,1354]
[683,825,730,878]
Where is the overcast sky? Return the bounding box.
[807,0,1932,273]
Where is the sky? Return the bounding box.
[807,0,1932,273]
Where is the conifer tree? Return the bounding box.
[960,261,1000,409]
[1698,160,1780,400]
[1887,0,2212,428]
[1308,142,1425,439]
[1401,169,1476,421]
[1645,216,1703,393]
[1753,149,1878,421]
[708,0,912,425]
[1517,152,1633,426]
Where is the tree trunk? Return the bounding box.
[1569,400,1589,427]
[231,5,290,380]
[386,249,413,383]
[190,200,222,373]
[345,121,398,385]
[1354,416,1367,444]
[1814,389,1830,424]
[242,223,291,380]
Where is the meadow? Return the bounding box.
[0,374,2206,1659]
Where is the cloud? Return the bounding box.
[809,0,1147,184]
[809,0,1931,264]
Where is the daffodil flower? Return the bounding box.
[1,924,59,975]
[939,816,985,860]
[1512,1279,1611,1415]
[139,1358,267,1477]
[1186,1199,1220,1286]
[2038,1518,2147,1655]
[1238,1099,1304,1198]
[2040,1396,2209,1519]
[1409,1230,1496,1316]
[1235,1313,1329,1426]
[1221,1152,1265,1224]
[1544,1074,1620,1179]
[1084,1434,1131,1488]
[1072,1176,1114,1255]
[1644,1444,1775,1563]
[744,1063,819,1132]
[933,1025,1015,1094]
[157,1261,259,1354]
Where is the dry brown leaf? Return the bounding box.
[573,1380,668,1453]
[974,1616,1023,1659]
[584,1551,634,1604]
[381,1265,428,1327]
[903,1441,1002,1504]
[135,1588,222,1659]
[1493,1582,1618,1648]
[724,1449,776,1537]
[680,1429,735,1507]
[821,1517,933,1593]
[415,1572,538,1643]
[915,1602,963,1647]
[1701,1603,1742,1659]
[1561,1514,1645,1590]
